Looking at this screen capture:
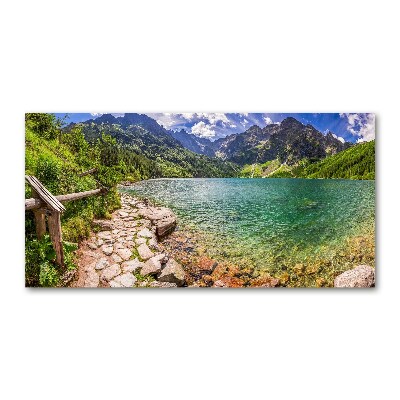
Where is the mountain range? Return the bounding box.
[70,113,351,168]
[168,116,351,165]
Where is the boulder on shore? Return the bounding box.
[141,254,165,276]
[334,265,375,288]
[138,206,176,238]
[158,258,185,286]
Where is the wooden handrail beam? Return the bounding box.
[25,188,106,211]
[25,175,108,268]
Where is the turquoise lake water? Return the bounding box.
[124,178,375,269]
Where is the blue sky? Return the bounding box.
[54,113,375,143]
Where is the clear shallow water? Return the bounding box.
[124,178,375,269]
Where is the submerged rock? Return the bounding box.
[334,265,375,288]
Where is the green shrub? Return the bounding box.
[25,235,78,287]
[62,216,91,242]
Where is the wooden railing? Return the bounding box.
[25,175,107,267]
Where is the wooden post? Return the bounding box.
[25,175,107,269]
[47,210,64,267]
[31,187,47,240]
[33,209,46,239]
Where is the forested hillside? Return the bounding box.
[25,113,153,286]
[239,141,375,180]
[69,114,238,178]
[298,140,375,180]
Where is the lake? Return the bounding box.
[123,178,375,277]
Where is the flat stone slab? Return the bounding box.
[138,243,154,260]
[97,231,113,239]
[84,270,99,287]
[111,273,137,287]
[121,258,144,273]
[101,264,121,281]
[149,281,178,288]
[137,228,153,238]
[116,248,132,261]
[109,254,121,263]
[114,242,125,251]
[101,245,114,256]
[95,258,110,270]
[93,220,113,231]
[88,242,98,250]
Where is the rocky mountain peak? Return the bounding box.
[280,116,304,129]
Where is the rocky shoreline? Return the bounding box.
[71,191,375,288]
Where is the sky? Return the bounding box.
[54,113,375,143]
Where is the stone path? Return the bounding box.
[74,193,185,288]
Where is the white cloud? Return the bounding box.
[190,121,216,138]
[331,133,345,143]
[154,113,177,128]
[179,113,195,120]
[241,118,249,127]
[91,113,102,116]
[179,113,234,127]
[340,113,375,142]
[263,116,273,125]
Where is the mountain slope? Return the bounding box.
[212,117,350,165]
[69,114,238,178]
[298,140,375,180]
[169,129,216,157]
[239,141,374,180]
